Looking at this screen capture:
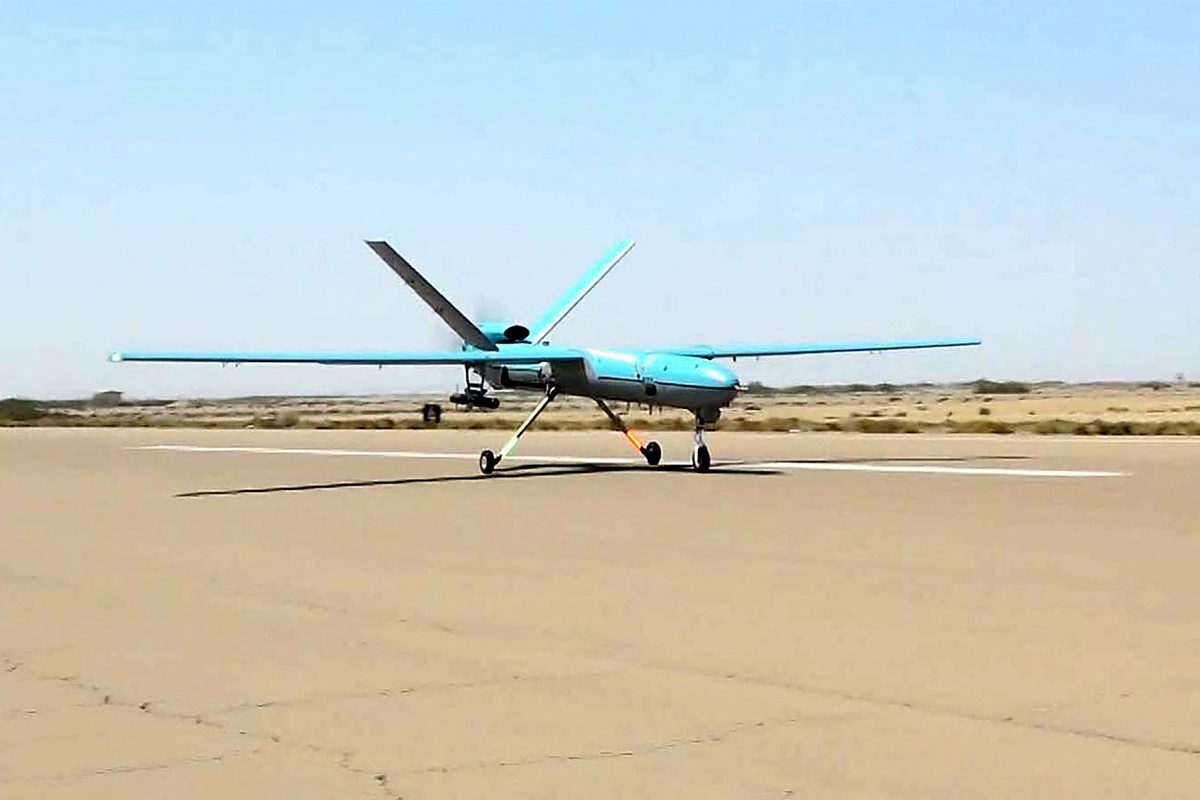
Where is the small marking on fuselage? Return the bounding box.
[132,445,1126,477]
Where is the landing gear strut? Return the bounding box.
[692,413,711,472]
[595,398,661,466]
[478,386,559,475]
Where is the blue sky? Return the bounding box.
[3,2,1197,397]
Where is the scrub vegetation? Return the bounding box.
[0,398,43,422]
[6,381,1200,436]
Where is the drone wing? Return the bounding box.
[109,346,586,366]
[660,338,981,359]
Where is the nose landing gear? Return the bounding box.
[692,411,713,473]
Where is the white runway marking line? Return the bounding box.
[132,445,1127,478]
[754,462,1124,478]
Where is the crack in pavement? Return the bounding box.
[125,575,1200,759]
[398,711,854,775]
[2,663,403,799]
[202,670,615,717]
[644,664,1200,758]
[1,749,261,785]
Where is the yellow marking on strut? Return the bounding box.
[622,429,645,452]
[499,433,521,458]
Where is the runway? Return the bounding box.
[132,443,1128,478]
[2,427,1198,798]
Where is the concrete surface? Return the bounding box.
[2,428,1198,798]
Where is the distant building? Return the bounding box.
[91,389,123,407]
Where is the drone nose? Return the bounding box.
[702,364,738,389]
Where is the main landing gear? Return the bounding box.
[478,386,560,475]
[594,398,661,466]
[477,390,666,475]
[476,391,714,475]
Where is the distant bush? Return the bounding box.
[978,406,992,416]
[1025,418,1200,436]
[972,379,1029,395]
[950,419,1014,434]
[846,383,897,394]
[0,398,42,422]
[250,411,302,429]
[844,417,923,434]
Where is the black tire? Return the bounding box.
[692,445,711,473]
[642,441,662,466]
[479,449,497,475]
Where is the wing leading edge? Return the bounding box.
[108,346,585,366]
[661,338,982,359]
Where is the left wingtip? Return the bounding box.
[107,351,123,363]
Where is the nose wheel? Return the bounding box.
[641,441,662,466]
[691,414,711,472]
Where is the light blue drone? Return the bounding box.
[110,239,979,474]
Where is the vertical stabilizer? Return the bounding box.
[528,239,635,344]
[365,241,498,351]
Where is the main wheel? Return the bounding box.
[691,444,711,473]
[478,449,498,475]
[642,441,662,466]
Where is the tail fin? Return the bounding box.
[527,239,635,344]
[365,241,498,351]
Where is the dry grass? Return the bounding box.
[9,382,1200,436]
